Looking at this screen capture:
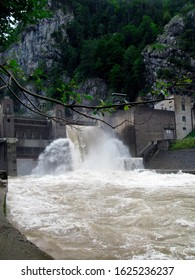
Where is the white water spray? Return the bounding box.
[33,126,143,175]
[32,138,75,175]
[67,125,143,171]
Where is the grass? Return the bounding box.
[170,131,195,150]
[149,43,167,51]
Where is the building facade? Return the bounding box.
[0,97,66,175]
[154,94,195,139]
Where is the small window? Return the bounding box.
[6,104,11,114]
[183,127,186,131]
[182,104,185,111]
[40,103,46,110]
[182,116,186,122]
[58,110,62,118]
[7,118,10,123]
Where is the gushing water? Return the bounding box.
[68,125,143,171]
[33,126,143,174]
[7,126,195,260]
[32,138,74,175]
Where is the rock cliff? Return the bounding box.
[1,9,73,75]
[1,5,194,104]
[143,10,195,89]
[0,7,108,102]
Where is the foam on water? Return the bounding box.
[7,170,195,260]
[7,127,195,260]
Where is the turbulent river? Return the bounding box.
[7,127,195,260]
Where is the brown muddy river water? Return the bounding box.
[7,169,195,260]
[6,130,195,260]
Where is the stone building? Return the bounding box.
[154,94,195,139]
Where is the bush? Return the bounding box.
[170,137,195,150]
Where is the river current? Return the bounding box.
[6,128,195,260]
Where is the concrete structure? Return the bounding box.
[154,94,195,139]
[1,95,194,175]
[106,105,176,157]
[0,97,17,176]
[0,97,66,176]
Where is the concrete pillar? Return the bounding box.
[0,170,8,188]
[51,105,66,139]
[0,98,17,176]
[6,138,17,176]
[0,138,17,177]
[0,140,7,171]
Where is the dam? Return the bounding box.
[6,126,195,260]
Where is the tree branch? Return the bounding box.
[1,63,193,129]
[0,64,174,113]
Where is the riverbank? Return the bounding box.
[0,181,53,260]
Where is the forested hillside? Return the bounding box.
[0,0,195,104]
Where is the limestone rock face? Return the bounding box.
[0,8,109,104]
[1,10,73,75]
[78,78,108,105]
[142,12,195,88]
[162,16,185,39]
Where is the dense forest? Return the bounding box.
[0,0,195,103]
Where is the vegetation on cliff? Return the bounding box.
[0,0,195,106]
[48,0,195,102]
[0,0,50,47]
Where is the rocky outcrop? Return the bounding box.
[0,7,109,105]
[78,78,108,105]
[143,11,195,88]
[0,9,73,75]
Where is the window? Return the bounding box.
[58,110,62,118]
[183,127,186,131]
[40,102,46,110]
[182,104,185,111]
[6,104,11,114]
[182,116,186,122]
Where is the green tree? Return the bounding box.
[78,39,98,78]
[109,64,123,92]
[0,0,49,48]
[94,36,125,80]
[123,45,140,100]
[138,15,158,45]
[122,24,139,48]
[67,20,84,49]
